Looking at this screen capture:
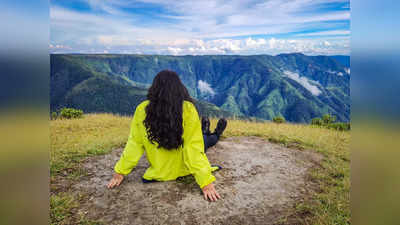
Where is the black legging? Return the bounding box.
[203,133,219,153]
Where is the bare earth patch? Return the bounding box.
[72,136,322,225]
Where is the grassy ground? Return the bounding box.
[50,113,350,225]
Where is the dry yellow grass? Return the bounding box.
[50,113,131,174]
[211,118,349,157]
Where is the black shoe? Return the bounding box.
[214,118,227,137]
[201,117,211,135]
[211,165,223,171]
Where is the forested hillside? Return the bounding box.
[51,53,349,122]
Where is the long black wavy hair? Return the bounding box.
[144,70,194,150]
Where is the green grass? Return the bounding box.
[50,113,350,225]
[50,193,78,224]
[50,193,102,225]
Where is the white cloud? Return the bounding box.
[198,80,216,96]
[50,0,350,55]
[284,71,322,96]
[297,30,350,37]
[52,35,349,55]
[326,69,348,76]
[134,0,350,35]
[49,44,72,50]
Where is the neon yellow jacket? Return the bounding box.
[114,100,216,188]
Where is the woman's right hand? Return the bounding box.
[107,173,124,189]
[202,183,221,201]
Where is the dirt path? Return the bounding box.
[73,136,322,225]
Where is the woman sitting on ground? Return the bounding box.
[107,70,227,202]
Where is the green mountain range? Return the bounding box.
[51,53,349,123]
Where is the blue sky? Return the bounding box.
[50,0,350,55]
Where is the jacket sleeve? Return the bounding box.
[182,102,216,188]
[114,105,145,175]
